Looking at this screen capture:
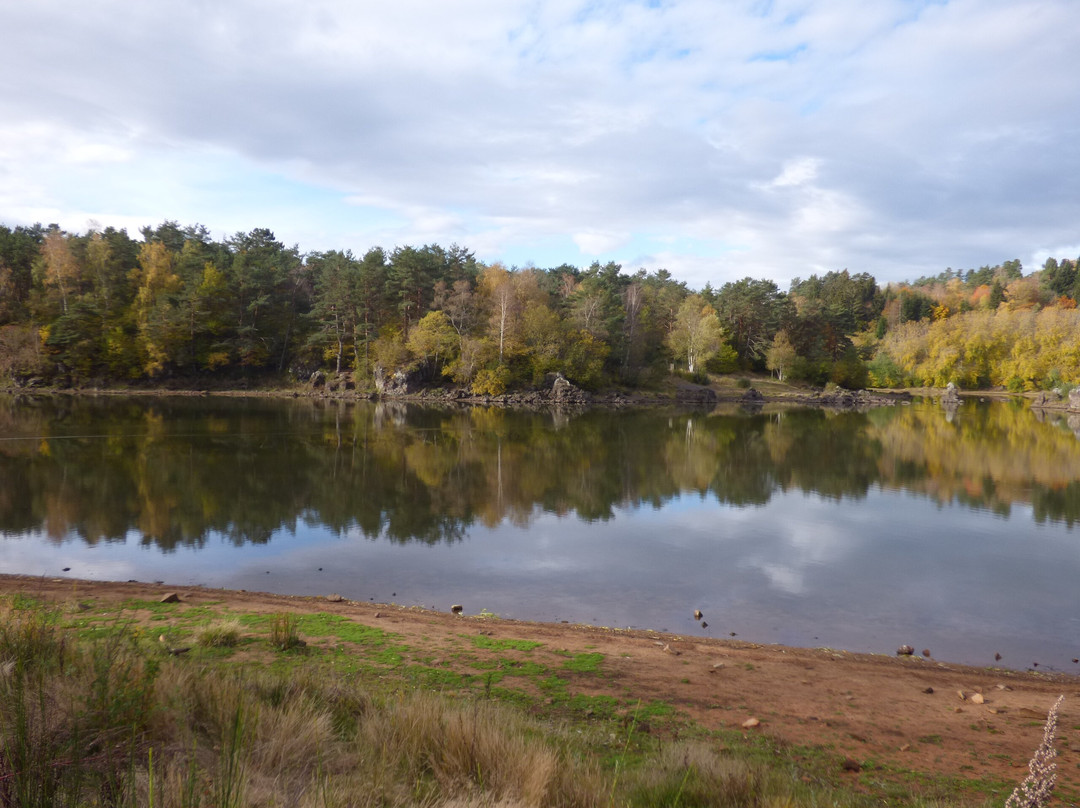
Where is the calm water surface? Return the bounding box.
[1,394,1078,671]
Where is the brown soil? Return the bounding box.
[3,574,1077,797]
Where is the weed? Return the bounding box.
[269,613,305,652]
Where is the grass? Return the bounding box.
[0,593,1035,808]
[195,619,243,648]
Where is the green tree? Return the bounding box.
[308,250,360,374]
[226,228,303,368]
[715,278,790,367]
[667,295,724,374]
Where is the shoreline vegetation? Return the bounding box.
[1,575,1076,808]
[4,221,1080,401]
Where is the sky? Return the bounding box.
[1,0,1078,291]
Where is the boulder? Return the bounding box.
[1033,390,1061,407]
[941,382,961,405]
[551,373,590,404]
[373,365,422,396]
[1069,388,1080,413]
[677,383,718,404]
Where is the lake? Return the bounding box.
[1,393,1078,671]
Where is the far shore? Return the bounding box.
[2,374,1030,412]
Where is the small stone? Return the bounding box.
[159,592,181,604]
[842,758,861,773]
[922,649,931,658]
[899,744,910,752]
[374,611,383,618]
[994,653,1002,661]
[897,645,914,656]
[970,693,985,705]
[450,604,464,614]
[326,594,345,603]
[694,609,703,621]
[923,687,934,694]
[701,621,708,628]
[957,690,966,701]
[741,717,760,729]
[954,706,964,713]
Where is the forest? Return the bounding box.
[2,220,1079,393]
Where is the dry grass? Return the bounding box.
[194,619,243,648]
[1,598,1013,808]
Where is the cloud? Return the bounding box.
[768,157,821,189]
[1,0,1078,285]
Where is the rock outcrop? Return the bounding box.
[551,373,590,404]
[941,382,961,406]
[374,365,423,396]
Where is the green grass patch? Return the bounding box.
[562,651,604,673]
[468,633,542,652]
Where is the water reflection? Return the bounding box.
[3,394,1080,668]
[3,395,1080,549]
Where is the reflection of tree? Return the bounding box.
[3,396,1080,551]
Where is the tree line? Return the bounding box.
[2,220,1079,392]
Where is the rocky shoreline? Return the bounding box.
[3,374,921,411]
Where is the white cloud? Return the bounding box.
[1,0,1078,284]
[573,230,629,255]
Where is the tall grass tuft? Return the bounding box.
[269,613,304,651]
[0,605,157,807]
[194,620,242,649]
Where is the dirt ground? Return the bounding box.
[3,574,1077,798]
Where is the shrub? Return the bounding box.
[471,366,510,396]
[196,620,243,649]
